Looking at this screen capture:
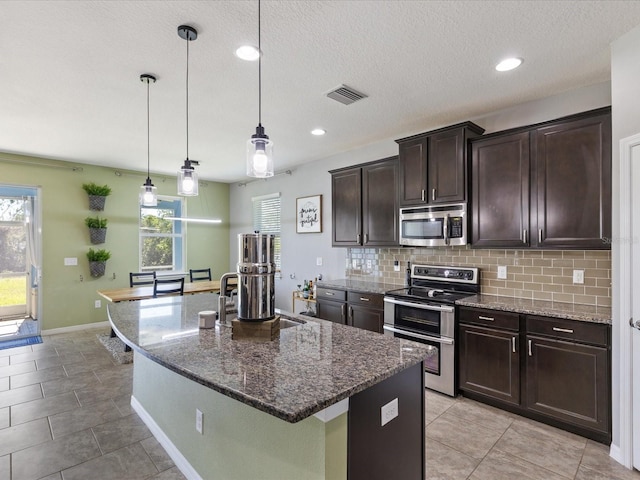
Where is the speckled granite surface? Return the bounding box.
[456,294,612,325]
[316,279,402,295]
[108,293,431,423]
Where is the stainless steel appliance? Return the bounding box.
[236,233,276,321]
[399,203,467,247]
[384,265,479,396]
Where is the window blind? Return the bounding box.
[252,193,281,269]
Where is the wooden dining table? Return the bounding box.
[97,279,221,303]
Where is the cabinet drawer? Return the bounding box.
[458,307,519,331]
[526,316,609,347]
[347,291,384,309]
[316,287,346,302]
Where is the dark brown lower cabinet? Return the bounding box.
[316,287,383,333]
[459,324,519,405]
[525,335,609,434]
[457,306,611,443]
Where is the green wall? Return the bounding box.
[133,352,347,479]
[1,152,230,331]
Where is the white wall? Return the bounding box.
[229,82,611,311]
[610,23,640,460]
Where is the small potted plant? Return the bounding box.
[85,216,108,244]
[87,248,111,278]
[82,182,112,211]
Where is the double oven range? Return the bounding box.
[384,265,479,396]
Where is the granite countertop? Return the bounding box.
[316,278,402,295]
[107,293,430,423]
[456,294,612,325]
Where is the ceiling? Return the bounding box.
[3,1,640,184]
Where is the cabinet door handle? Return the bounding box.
[528,339,532,356]
[325,292,335,296]
[512,337,516,353]
[357,234,361,244]
[359,297,370,302]
[421,189,425,202]
[364,233,369,244]
[538,228,543,243]
[523,229,528,244]
[432,188,436,201]
[478,315,494,321]
[552,327,574,334]
[341,304,346,321]
[349,306,353,320]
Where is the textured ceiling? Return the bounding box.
[2,1,640,183]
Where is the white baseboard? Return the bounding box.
[41,320,110,336]
[131,395,202,480]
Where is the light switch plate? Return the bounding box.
[497,266,507,279]
[573,270,584,284]
[316,257,323,266]
[94,300,101,309]
[381,398,398,427]
[64,257,78,266]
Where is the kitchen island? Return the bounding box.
[108,293,429,480]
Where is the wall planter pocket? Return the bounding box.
[87,248,111,278]
[82,182,112,211]
[85,217,108,244]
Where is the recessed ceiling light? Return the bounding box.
[311,128,326,136]
[495,57,523,72]
[235,45,260,61]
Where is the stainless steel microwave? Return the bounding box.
[399,203,467,247]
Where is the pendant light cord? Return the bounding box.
[146,79,151,178]
[258,0,262,125]
[186,33,190,160]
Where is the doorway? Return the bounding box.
[0,185,41,341]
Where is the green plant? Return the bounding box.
[87,248,111,262]
[84,216,108,228]
[82,182,112,197]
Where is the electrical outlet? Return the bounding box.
[497,266,507,279]
[366,259,372,269]
[316,257,323,266]
[394,261,400,272]
[94,300,101,309]
[196,408,203,434]
[381,398,398,427]
[573,269,585,284]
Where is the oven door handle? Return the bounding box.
[383,325,454,345]
[383,297,454,313]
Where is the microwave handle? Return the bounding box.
[444,213,450,246]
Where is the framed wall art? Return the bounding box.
[296,195,322,233]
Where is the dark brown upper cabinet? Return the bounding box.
[330,156,398,247]
[470,107,611,249]
[471,132,530,248]
[396,122,484,207]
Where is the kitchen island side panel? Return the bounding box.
[132,352,347,480]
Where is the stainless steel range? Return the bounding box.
[384,265,480,396]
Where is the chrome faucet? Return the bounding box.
[217,272,237,327]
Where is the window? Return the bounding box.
[252,193,281,269]
[139,197,184,273]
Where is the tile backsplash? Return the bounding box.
[345,246,611,307]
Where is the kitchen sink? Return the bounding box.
[278,316,307,329]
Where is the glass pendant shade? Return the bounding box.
[140,178,158,207]
[246,124,274,178]
[177,159,199,196]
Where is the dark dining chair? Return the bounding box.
[130,271,156,287]
[189,268,212,282]
[153,277,185,297]
[225,276,238,300]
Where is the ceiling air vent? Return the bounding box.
[326,84,368,105]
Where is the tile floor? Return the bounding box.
[0,326,638,480]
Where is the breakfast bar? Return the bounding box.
[108,293,430,480]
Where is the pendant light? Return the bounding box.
[177,25,199,196]
[246,0,274,178]
[139,74,158,207]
